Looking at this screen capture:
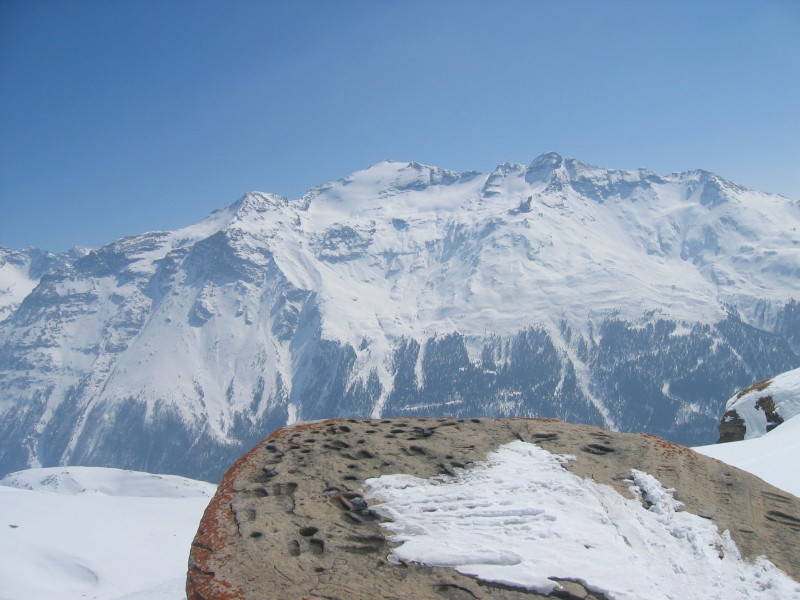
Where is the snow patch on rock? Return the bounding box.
[364,441,799,598]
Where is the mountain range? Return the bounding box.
[1,153,798,481]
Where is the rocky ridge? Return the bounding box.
[187,418,800,599]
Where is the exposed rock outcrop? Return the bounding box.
[718,408,747,443]
[187,418,800,599]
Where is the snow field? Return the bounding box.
[0,467,215,600]
[694,412,800,499]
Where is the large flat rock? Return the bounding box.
[186,418,800,599]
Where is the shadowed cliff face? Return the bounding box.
[187,418,800,599]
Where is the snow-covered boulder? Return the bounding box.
[188,418,800,599]
[718,367,800,442]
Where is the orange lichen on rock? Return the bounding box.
[641,433,694,458]
[186,426,293,600]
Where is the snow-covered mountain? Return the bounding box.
[0,246,78,321]
[1,153,799,481]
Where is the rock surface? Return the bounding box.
[186,418,800,599]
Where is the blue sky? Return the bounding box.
[1,0,798,252]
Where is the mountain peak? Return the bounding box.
[306,160,476,201]
[525,151,566,183]
[529,151,564,167]
[230,191,288,214]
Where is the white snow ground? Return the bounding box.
[694,414,800,499]
[0,467,215,600]
[364,441,800,599]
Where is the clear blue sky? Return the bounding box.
[1,0,798,252]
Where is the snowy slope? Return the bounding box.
[694,413,800,499]
[1,154,799,480]
[365,440,800,599]
[0,247,75,322]
[0,467,214,600]
[0,250,37,322]
[297,157,797,336]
